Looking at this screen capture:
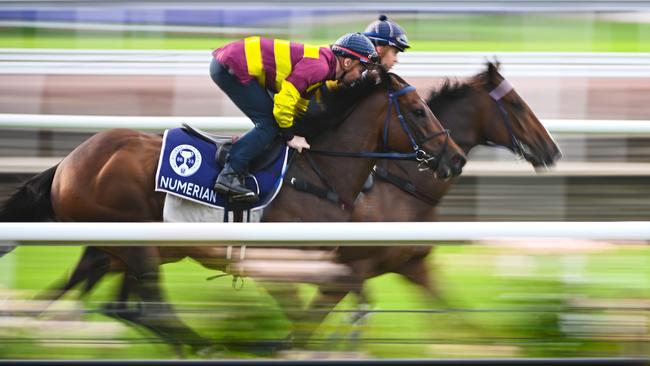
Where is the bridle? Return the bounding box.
[373,77,523,208]
[307,82,450,169]
[383,85,450,172]
[288,79,451,209]
[373,78,529,208]
[486,78,524,157]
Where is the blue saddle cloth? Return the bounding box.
[155,127,289,210]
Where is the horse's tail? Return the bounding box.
[0,165,58,223]
[0,165,58,257]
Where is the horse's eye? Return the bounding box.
[414,109,425,117]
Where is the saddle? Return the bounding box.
[181,123,284,172]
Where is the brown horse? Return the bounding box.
[316,61,562,338]
[343,62,562,288]
[0,70,465,355]
[248,61,562,344]
[30,62,561,349]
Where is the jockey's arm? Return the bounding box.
[273,80,305,141]
[273,57,329,141]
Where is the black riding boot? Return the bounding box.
[213,163,258,203]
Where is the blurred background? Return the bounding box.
[0,0,649,361]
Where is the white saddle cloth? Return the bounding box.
[163,194,264,223]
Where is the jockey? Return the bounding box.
[211,33,379,202]
[363,14,410,70]
[313,15,410,107]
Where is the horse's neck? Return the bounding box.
[306,97,385,201]
[264,93,386,221]
[430,86,485,154]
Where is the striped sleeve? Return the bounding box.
[273,80,302,130]
[273,52,331,131]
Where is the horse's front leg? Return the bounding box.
[291,284,351,349]
[395,251,487,337]
[289,259,368,350]
[261,281,305,324]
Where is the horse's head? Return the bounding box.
[381,71,466,179]
[478,61,562,169]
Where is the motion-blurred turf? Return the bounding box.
[0,243,647,359]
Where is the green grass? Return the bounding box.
[0,243,648,359]
[1,14,650,51]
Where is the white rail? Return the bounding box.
[0,222,648,246]
[2,114,650,135]
[2,50,650,77]
[3,157,650,177]
[0,114,247,132]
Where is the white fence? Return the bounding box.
[0,222,648,246]
[2,113,650,135]
[3,50,650,77]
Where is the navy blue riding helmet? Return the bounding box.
[363,15,410,52]
[331,32,380,65]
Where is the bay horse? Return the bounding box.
[241,61,562,344]
[304,61,562,341]
[29,62,561,349]
[0,70,466,355]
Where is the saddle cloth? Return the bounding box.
[155,127,289,211]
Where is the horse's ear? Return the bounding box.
[486,60,502,85]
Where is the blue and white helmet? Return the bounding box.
[331,32,379,65]
[363,15,410,52]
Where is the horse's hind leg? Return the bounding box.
[104,246,220,357]
[82,247,113,293]
[104,272,188,358]
[34,246,112,310]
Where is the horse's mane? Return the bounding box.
[426,62,496,115]
[295,67,392,140]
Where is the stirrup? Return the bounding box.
[230,191,259,203]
